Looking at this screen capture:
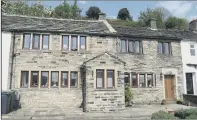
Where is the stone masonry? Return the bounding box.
[9,31,184,112]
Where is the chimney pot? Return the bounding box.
[189,19,197,31]
[148,18,157,30]
[98,12,106,20]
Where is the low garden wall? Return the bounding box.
[183,94,197,106]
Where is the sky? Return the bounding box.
[29,1,197,21]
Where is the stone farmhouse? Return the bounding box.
[2,13,197,112]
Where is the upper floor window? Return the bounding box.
[71,36,78,51]
[23,33,31,49]
[80,36,86,50]
[42,35,49,49]
[23,33,49,50]
[158,41,171,54]
[121,39,142,53]
[32,34,40,49]
[62,35,69,50]
[190,44,195,56]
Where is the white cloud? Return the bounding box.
[156,1,197,20]
[79,1,86,4]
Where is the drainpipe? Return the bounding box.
[81,65,86,112]
[9,31,15,89]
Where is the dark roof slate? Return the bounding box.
[113,25,197,40]
[2,14,111,34]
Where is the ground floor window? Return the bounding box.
[70,71,78,88]
[124,72,155,88]
[21,71,29,87]
[20,70,79,88]
[41,71,49,88]
[96,69,115,89]
[31,71,39,87]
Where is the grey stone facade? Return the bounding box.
[9,32,184,112]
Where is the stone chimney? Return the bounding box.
[189,19,197,31]
[98,12,106,20]
[148,18,157,30]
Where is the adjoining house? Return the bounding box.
[181,19,197,95]
[1,13,197,112]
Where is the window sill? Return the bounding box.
[119,52,144,55]
[94,89,117,91]
[157,53,173,56]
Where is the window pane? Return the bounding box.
[23,34,31,49]
[131,73,138,87]
[121,40,126,52]
[31,71,39,87]
[96,70,104,88]
[124,72,130,85]
[62,36,69,50]
[41,72,48,88]
[147,74,153,87]
[80,36,86,49]
[190,44,194,48]
[135,41,140,53]
[33,34,40,49]
[42,35,49,49]
[107,70,114,88]
[61,72,68,87]
[190,49,195,56]
[70,72,78,87]
[164,43,170,54]
[158,42,163,53]
[139,74,145,87]
[51,72,59,87]
[71,36,77,50]
[21,71,29,87]
[128,41,134,52]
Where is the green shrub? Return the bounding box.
[174,108,197,119]
[176,99,183,104]
[125,84,133,102]
[185,114,197,119]
[151,110,177,119]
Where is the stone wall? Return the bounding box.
[9,32,183,111]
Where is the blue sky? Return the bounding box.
[29,1,197,21]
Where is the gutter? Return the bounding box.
[9,31,15,89]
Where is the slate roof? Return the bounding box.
[2,14,111,34]
[113,26,197,40]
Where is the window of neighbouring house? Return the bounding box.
[139,74,146,88]
[71,36,78,51]
[70,71,78,88]
[158,42,171,54]
[41,71,49,88]
[131,73,138,88]
[21,71,29,87]
[31,71,39,87]
[96,69,104,88]
[61,71,68,87]
[42,35,49,49]
[190,44,195,56]
[121,39,127,52]
[32,34,40,49]
[51,71,59,87]
[107,70,114,88]
[147,74,153,87]
[124,72,130,86]
[23,33,31,49]
[80,36,86,50]
[62,35,69,50]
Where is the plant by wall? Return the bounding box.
[125,84,133,102]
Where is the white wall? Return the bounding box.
[181,40,197,95]
[2,32,12,90]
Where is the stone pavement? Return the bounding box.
[2,104,195,120]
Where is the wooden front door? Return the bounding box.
[164,75,175,101]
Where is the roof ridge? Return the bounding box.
[2,13,101,23]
